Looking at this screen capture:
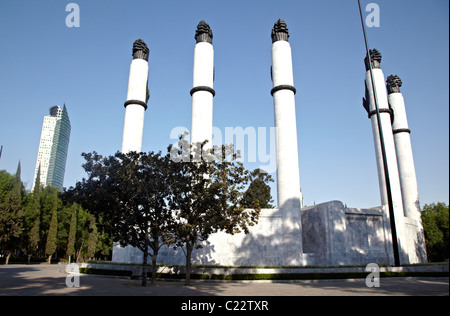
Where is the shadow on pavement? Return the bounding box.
[0,264,448,296]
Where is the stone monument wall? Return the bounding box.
[302,201,394,266]
[112,200,395,267]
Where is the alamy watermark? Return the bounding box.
[63,3,377,29]
[169,126,277,173]
[65,3,80,28]
[65,263,80,288]
[365,3,380,28]
[365,263,380,288]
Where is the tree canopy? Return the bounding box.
[74,150,175,286]
[0,164,24,264]
[0,167,106,264]
[169,137,260,285]
[422,202,449,262]
[241,168,274,209]
[68,135,261,285]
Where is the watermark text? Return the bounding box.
[65,3,80,28]
[365,3,380,28]
[365,263,380,288]
[65,263,80,288]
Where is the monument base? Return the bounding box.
[302,201,394,266]
[113,208,309,266]
[112,200,426,267]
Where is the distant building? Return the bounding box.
[32,105,71,191]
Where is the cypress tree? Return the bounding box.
[242,168,274,209]
[66,203,77,263]
[27,165,41,264]
[45,193,58,263]
[0,162,24,264]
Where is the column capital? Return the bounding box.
[195,20,213,44]
[386,75,402,94]
[271,18,289,43]
[132,39,149,61]
[364,48,382,71]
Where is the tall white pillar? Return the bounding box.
[113,39,150,264]
[386,75,419,220]
[190,20,215,150]
[271,19,303,264]
[362,49,407,264]
[387,75,427,262]
[122,39,149,154]
[271,19,301,211]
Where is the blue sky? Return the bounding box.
[0,0,448,208]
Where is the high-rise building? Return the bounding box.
[32,104,71,191]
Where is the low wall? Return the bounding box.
[113,208,302,266]
[113,201,397,267]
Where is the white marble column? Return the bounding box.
[387,75,427,263]
[271,19,301,212]
[386,75,420,220]
[114,39,150,264]
[362,49,407,264]
[122,39,149,154]
[271,19,303,264]
[190,20,215,151]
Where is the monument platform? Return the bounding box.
[113,200,404,267]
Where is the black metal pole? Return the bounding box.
[357,0,400,266]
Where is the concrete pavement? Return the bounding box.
[0,264,448,296]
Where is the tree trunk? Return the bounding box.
[76,241,84,263]
[5,252,11,265]
[151,253,158,285]
[48,254,52,264]
[27,254,31,264]
[142,251,148,287]
[185,243,193,286]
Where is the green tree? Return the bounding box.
[26,167,42,262]
[77,150,175,286]
[69,136,260,286]
[169,136,260,285]
[0,163,25,264]
[23,178,41,263]
[66,203,77,263]
[45,193,58,263]
[87,214,98,260]
[62,165,117,261]
[242,168,274,209]
[0,170,15,203]
[74,206,93,262]
[422,202,449,262]
[0,170,16,262]
[39,186,58,257]
[94,225,113,260]
[37,186,70,260]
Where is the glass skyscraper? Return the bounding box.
[32,105,71,191]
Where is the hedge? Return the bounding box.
[79,268,448,280]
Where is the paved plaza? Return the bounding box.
[0,264,448,296]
